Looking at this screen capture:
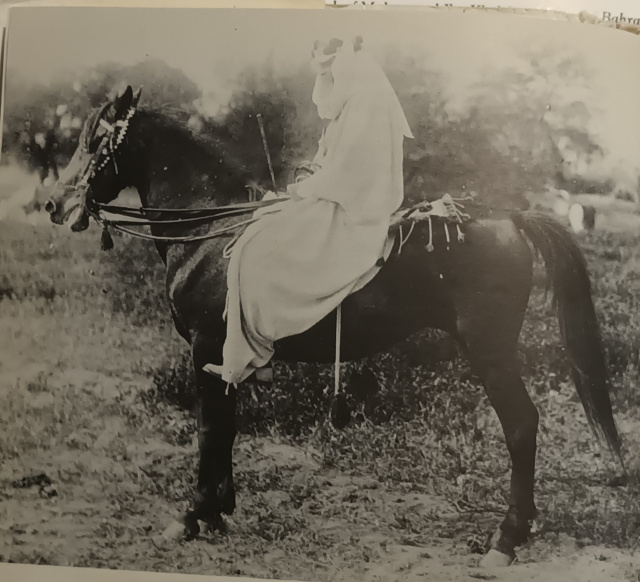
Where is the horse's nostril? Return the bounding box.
[44,200,56,214]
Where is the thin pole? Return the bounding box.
[334,305,342,397]
[256,113,277,192]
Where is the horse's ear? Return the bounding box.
[113,85,133,117]
[132,87,143,107]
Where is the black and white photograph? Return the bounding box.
[1,6,640,581]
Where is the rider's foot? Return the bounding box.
[203,364,223,378]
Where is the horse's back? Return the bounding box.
[442,214,534,349]
[447,215,533,290]
[474,215,531,256]
[161,211,535,364]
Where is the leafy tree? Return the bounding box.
[465,46,606,196]
[2,59,201,169]
[3,47,621,208]
[208,61,320,190]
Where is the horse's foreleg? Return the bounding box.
[182,339,237,539]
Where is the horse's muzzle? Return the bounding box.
[46,184,90,231]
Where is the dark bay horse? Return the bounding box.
[46,86,623,567]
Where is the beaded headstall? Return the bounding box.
[74,104,137,194]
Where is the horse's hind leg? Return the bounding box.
[477,353,538,564]
[458,308,537,565]
[179,336,237,539]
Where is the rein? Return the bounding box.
[89,198,289,246]
[74,99,289,248]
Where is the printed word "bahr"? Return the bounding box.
[602,11,640,24]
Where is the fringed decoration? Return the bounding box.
[397,221,416,256]
[101,225,114,251]
[222,291,230,322]
[426,216,434,252]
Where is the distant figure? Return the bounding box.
[16,115,60,214]
[583,205,596,230]
[20,114,60,186]
[33,127,60,185]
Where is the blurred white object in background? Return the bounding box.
[0,169,41,224]
[526,187,597,234]
[568,202,586,233]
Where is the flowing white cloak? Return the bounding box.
[221,90,409,384]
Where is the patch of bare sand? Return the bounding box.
[327,544,638,582]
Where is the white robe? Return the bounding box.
[221,47,413,384]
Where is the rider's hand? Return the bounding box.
[286,183,303,201]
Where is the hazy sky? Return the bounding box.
[5,7,640,187]
[7,7,640,92]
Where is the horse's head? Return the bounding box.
[46,85,142,231]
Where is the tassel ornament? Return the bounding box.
[101,225,114,251]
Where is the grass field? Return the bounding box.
[1,201,640,581]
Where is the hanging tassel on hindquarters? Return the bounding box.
[330,304,351,430]
[101,225,114,251]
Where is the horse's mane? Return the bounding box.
[79,103,112,151]
[136,107,252,183]
[80,104,220,159]
[137,107,213,149]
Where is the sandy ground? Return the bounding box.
[0,348,638,582]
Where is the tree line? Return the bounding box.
[3,47,631,209]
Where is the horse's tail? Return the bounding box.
[511,211,624,468]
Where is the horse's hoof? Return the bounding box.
[183,513,201,540]
[161,520,187,542]
[479,549,514,568]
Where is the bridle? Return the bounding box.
[71,102,288,248]
[77,103,136,193]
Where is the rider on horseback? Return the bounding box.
[206,37,413,384]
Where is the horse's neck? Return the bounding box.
[134,112,246,212]
[130,112,248,261]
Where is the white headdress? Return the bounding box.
[310,37,413,139]
[297,37,414,225]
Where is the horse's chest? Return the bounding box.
[166,245,227,318]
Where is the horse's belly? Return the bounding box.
[274,249,455,363]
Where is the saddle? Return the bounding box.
[293,159,471,253]
[211,182,473,388]
[389,193,471,252]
